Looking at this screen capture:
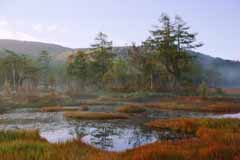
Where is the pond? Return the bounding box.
[0,105,213,152]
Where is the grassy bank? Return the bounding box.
[144,96,240,113]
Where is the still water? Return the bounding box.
[0,105,212,151]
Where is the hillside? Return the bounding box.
[0,39,73,58]
[193,52,240,87]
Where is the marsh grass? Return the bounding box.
[145,96,240,113]
[0,130,109,160]
[0,130,42,142]
[117,104,146,113]
[40,106,79,112]
[143,118,240,160]
[146,118,240,134]
[64,111,129,120]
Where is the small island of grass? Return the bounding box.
[40,106,79,112]
[64,111,129,120]
[117,104,146,114]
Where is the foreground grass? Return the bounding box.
[116,104,146,114]
[64,111,129,120]
[0,130,111,160]
[1,118,240,160]
[145,96,240,113]
[143,118,240,160]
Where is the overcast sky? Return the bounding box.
[0,0,239,60]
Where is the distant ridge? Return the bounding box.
[0,39,73,58]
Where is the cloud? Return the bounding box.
[32,24,43,32]
[0,28,39,41]
[0,20,8,27]
[47,25,58,32]
[0,17,8,27]
[33,24,66,33]
[0,19,66,44]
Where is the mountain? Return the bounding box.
[0,39,239,87]
[192,51,240,87]
[107,47,240,87]
[0,39,73,58]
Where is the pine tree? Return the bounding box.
[90,32,114,87]
[38,50,51,90]
[147,13,203,89]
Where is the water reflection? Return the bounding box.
[70,119,190,151]
[76,121,159,151]
[0,106,212,151]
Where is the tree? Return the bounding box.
[0,50,40,94]
[145,14,202,89]
[3,50,19,92]
[38,50,51,90]
[67,50,89,89]
[90,32,114,87]
[103,57,138,91]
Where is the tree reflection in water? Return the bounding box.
[72,119,189,151]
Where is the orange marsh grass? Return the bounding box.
[116,104,146,114]
[146,118,240,134]
[144,96,240,113]
[64,111,129,120]
[140,118,240,160]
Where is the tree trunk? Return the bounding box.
[150,72,153,90]
[12,64,16,92]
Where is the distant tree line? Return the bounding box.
[0,49,57,95]
[67,14,220,93]
[0,13,223,96]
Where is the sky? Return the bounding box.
[0,0,239,60]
